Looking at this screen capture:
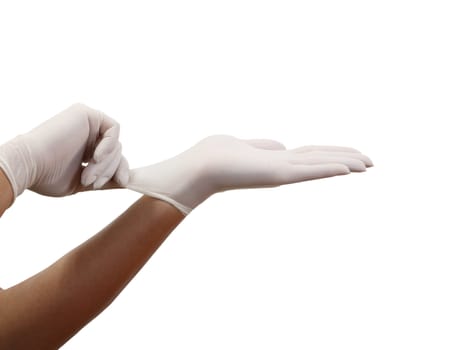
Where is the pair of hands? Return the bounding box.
[0,104,372,215]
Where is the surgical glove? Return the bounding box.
[127,135,373,215]
[0,103,129,199]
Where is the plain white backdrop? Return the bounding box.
[0,0,473,349]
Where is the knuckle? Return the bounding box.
[70,102,89,112]
[69,103,94,122]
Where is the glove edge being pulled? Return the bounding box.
[126,184,192,216]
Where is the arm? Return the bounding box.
[0,168,13,217]
[0,192,184,349]
[0,126,372,348]
[0,103,134,347]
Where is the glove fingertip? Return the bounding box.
[116,171,130,187]
[82,174,97,187]
[93,176,109,190]
[338,165,351,175]
[80,166,94,186]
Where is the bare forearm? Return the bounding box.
[0,168,13,217]
[0,196,184,349]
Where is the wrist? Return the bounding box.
[180,161,215,209]
[127,160,210,216]
[161,159,215,213]
[0,136,36,199]
[0,166,14,213]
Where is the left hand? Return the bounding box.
[0,103,129,198]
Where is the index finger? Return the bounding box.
[88,110,121,163]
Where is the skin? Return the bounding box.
[0,169,184,349]
[0,168,13,217]
[0,118,372,349]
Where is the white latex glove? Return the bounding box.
[0,103,129,199]
[127,135,373,215]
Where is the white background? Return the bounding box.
[0,0,473,349]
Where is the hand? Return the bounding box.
[0,103,129,198]
[127,135,373,215]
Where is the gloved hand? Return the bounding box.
[0,103,129,199]
[127,135,373,215]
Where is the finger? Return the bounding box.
[290,155,367,172]
[244,139,287,150]
[291,145,361,154]
[81,160,98,187]
[92,146,124,189]
[81,143,121,187]
[83,106,121,163]
[78,103,120,162]
[284,163,351,183]
[93,116,120,163]
[77,179,123,193]
[300,151,373,167]
[113,156,130,187]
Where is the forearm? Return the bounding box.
[0,168,14,217]
[0,196,184,349]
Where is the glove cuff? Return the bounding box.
[0,136,36,199]
[126,183,193,216]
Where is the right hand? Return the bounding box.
[127,135,373,215]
